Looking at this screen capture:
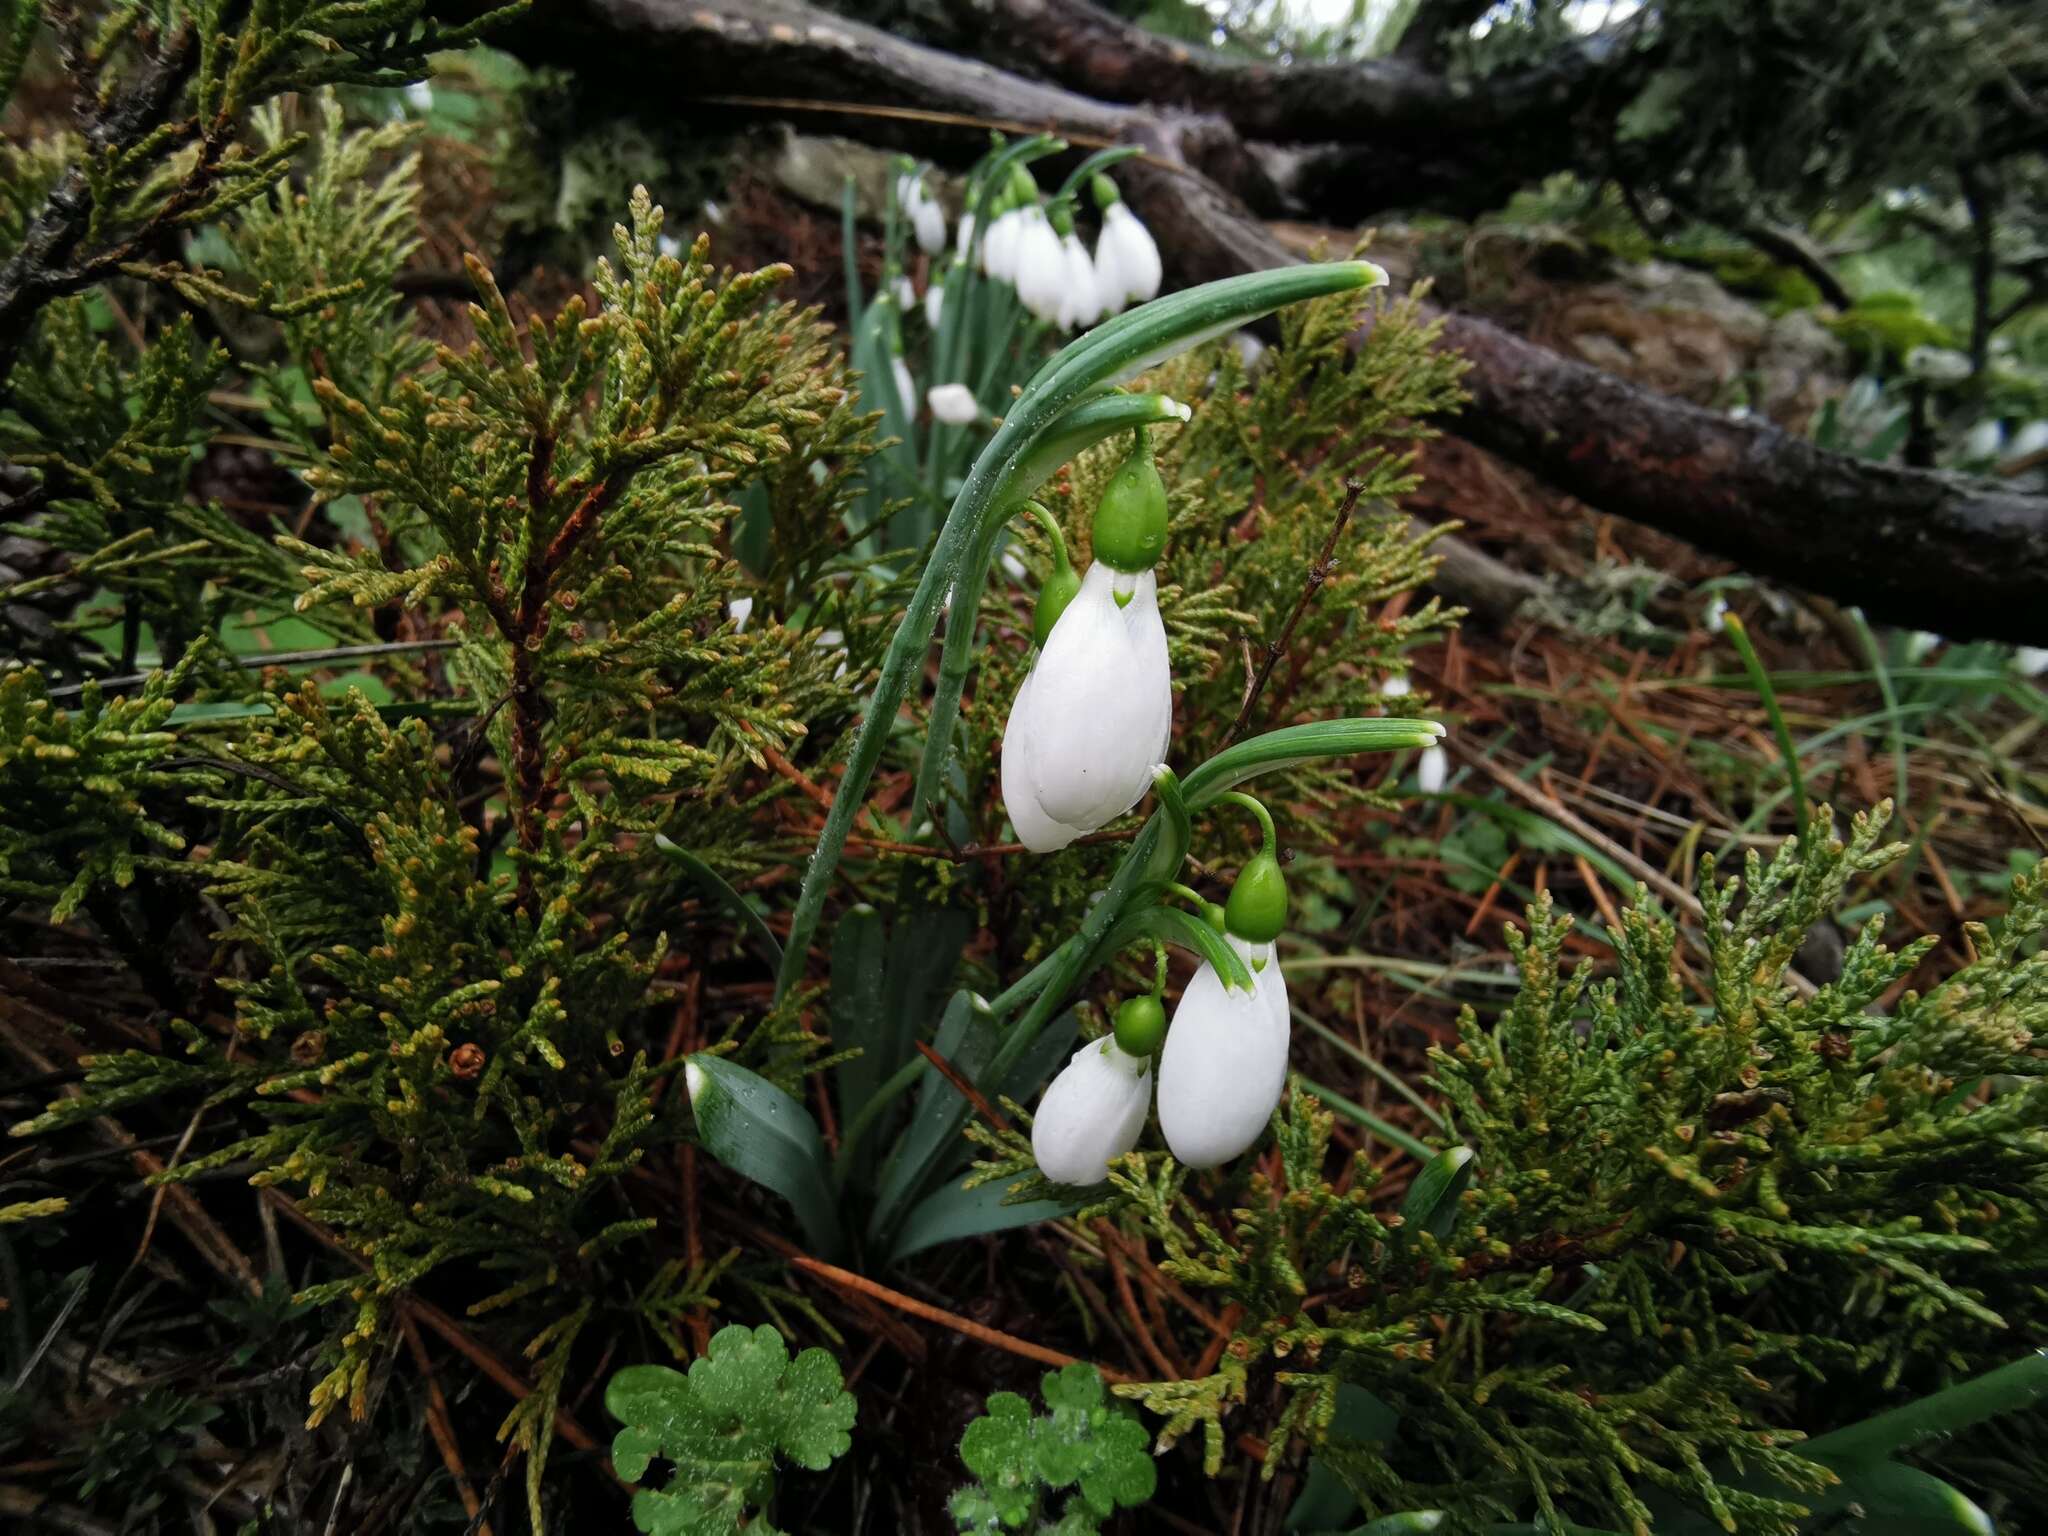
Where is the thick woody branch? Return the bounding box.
[476,0,2048,643]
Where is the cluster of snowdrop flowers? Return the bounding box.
[1031,792,1296,1183]
[1001,430,1303,1182]
[976,170,1162,334]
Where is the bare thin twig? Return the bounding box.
[1224,479,1365,744]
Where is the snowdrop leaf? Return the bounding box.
[684,1054,843,1257]
[1399,1144,1475,1244]
[1183,717,1446,809]
[888,1179,1073,1265]
[654,835,780,974]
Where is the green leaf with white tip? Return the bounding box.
[1399,1145,1474,1244]
[684,1054,843,1258]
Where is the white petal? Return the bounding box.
[1001,666,1088,853]
[1417,744,1448,794]
[1056,233,1102,331]
[1025,564,1160,829]
[892,275,916,311]
[1105,204,1162,305]
[1703,595,1728,633]
[1119,570,1174,768]
[890,357,915,415]
[1381,672,1411,698]
[913,197,946,255]
[1032,1038,1154,1185]
[2014,646,2048,678]
[955,211,977,259]
[924,280,945,330]
[1231,935,1291,1037]
[1158,959,1289,1169]
[927,382,980,425]
[1014,209,1066,322]
[728,597,753,633]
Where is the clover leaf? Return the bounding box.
[952,1364,1157,1532]
[605,1323,856,1536]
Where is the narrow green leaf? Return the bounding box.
[888,1179,1073,1265]
[869,989,996,1243]
[654,834,781,974]
[1802,1350,2048,1462]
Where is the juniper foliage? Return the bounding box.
[961,806,2048,1532]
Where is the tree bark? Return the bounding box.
[481,0,2048,643]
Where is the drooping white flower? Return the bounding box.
[891,274,916,312]
[1032,1037,1154,1185]
[1013,206,1068,323]
[2013,646,2048,678]
[927,383,981,426]
[1381,671,1411,698]
[728,597,753,633]
[1055,232,1104,332]
[982,207,1024,280]
[955,211,977,259]
[405,80,434,112]
[1703,594,1728,633]
[814,628,848,680]
[1232,331,1267,372]
[1095,202,1163,310]
[1417,743,1449,794]
[889,355,915,415]
[1905,630,1944,664]
[1157,936,1290,1169]
[924,277,945,330]
[897,173,946,254]
[1001,563,1172,852]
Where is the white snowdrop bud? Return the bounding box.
[1001,564,1172,853]
[926,383,981,426]
[1416,743,1449,794]
[1157,937,1290,1169]
[1031,1038,1154,1186]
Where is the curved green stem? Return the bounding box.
[1055,146,1145,203]
[1014,499,1071,572]
[1217,789,1276,855]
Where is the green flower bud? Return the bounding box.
[1090,173,1121,210]
[1032,558,1083,647]
[1091,431,1168,574]
[1199,900,1227,934]
[1224,850,1288,944]
[1112,993,1168,1057]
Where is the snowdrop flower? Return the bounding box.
[897,171,945,254]
[982,204,1023,281]
[1055,229,1104,332]
[1002,562,1170,850]
[1091,175,1162,311]
[1381,671,1412,698]
[1905,630,1943,664]
[1417,743,1449,794]
[728,597,753,633]
[927,382,981,426]
[656,234,682,261]
[1032,1035,1154,1185]
[1703,594,1728,633]
[891,273,916,312]
[924,274,946,330]
[955,210,977,260]
[1232,331,1267,372]
[1002,440,1172,852]
[1158,808,1291,1168]
[1013,204,1068,323]
[1157,936,1291,1168]
[2013,646,2048,678]
[405,80,434,112]
[889,355,915,415]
